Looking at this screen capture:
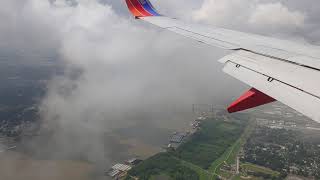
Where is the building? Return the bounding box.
[196,116,206,121]
[107,164,132,179]
[256,118,269,126]
[236,156,240,174]
[191,120,201,129]
[112,164,132,172]
[108,169,121,178]
[170,132,186,143]
[126,158,142,166]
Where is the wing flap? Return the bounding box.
[223,60,320,122]
[219,50,320,99]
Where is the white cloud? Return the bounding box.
[249,2,305,28]
[191,0,307,37]
[192,0,255,27]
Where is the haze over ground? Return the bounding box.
[0,0,320,179]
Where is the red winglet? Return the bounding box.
[227,88,276,113]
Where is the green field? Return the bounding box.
[241,163,280,176]
[173,119,247,169]
[231,163,281,180]
[209,119,256,178]
[126,117,250,180]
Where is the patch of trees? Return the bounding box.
[126,153,199,180]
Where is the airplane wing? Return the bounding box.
[124,0,320,122]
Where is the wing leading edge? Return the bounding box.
[124,0,320,122]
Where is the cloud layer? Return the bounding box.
[192,0,309,38]
[1,0,320,176]
[6,0,236,167]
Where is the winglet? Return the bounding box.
[125,0,161,18]
[228,88,276,113]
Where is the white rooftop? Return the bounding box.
[109,169,120,177]
[127,158,137,163]
[112,164,132,172]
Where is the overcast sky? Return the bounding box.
[1,0,320,174]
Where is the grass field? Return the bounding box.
[241,163,280,176]
[209,118,255,179]
[174,119,247,169]
[198,118,255,180]
[177,157,213,180]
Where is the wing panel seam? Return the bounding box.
[167,26,240,49]
[239,49,320,72]
[227,60,320,100]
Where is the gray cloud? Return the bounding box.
[0,0,320,178]
[4,0,239,167]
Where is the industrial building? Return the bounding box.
[126,158,142,166]
[108,163,132,179]
[170,132,186,143]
